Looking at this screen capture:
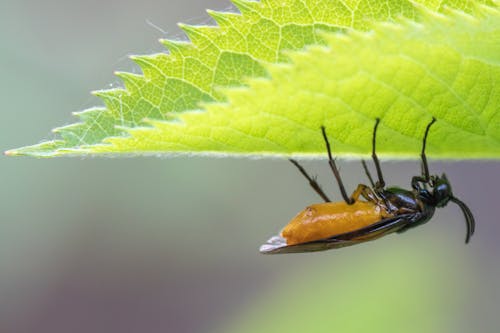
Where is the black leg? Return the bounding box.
[361,160,375,187]
[321,126,354,205]
[289,159,331,203]
[420,117,437,182]
[371,118,385,189]
[411,117,437,190]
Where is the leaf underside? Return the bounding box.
[7,0,500,158]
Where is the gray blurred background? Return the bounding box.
[1,1,499,332]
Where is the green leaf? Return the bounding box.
[6,0,499,158]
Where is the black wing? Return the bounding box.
[260,213,422,254]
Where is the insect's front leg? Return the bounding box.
[411,176,429,191]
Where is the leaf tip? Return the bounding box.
[176,22,189,30]
[4,149,18,157]
[206,9,231,26]
[230,0,253,14]
[159,38,191,53]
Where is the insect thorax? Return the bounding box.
[380,187,422,214]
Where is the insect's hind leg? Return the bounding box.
[289,159,331,202]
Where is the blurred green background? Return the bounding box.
[1,1,499,332]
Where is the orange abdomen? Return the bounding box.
[282,201,393,245]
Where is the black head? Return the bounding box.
[432,174,452,208]
[419,173,475,243]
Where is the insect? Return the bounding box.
[260,117,475,254]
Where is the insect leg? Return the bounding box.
[289,159,331,202]
[371,118,386,189]
[361,160,375,187]
[350,184,379,203]
[321,126,354,205]
[411,117,437,190]
[420,117,437,181]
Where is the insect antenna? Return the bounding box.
[450,196,476,243]
[289,159,331,202]
[321,126,354,204]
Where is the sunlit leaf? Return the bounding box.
[7,0,498,158]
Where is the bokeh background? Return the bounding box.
[1,1,499,332]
